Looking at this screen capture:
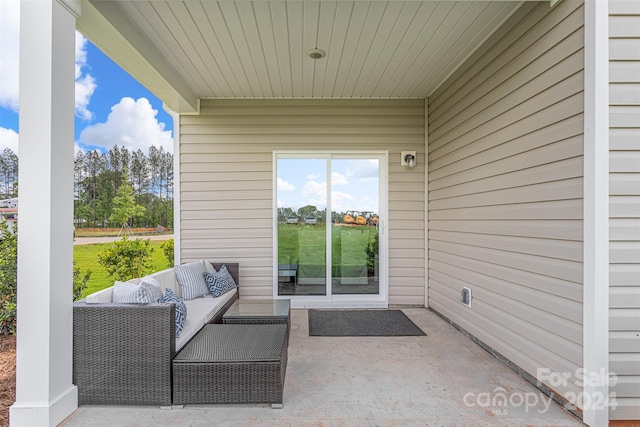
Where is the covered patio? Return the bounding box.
[12,0,637,426]
[60,309,584,426]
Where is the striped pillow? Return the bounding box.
[161,288,187,337]
[112,280,163,304]
[175,260,209,300]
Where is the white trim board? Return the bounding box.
[582,0,610,425]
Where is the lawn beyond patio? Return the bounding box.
[278,223,378,278]
[74,239,171,298]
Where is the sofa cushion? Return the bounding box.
[85,286,113,304]
[203,264,237,297]
[147,268,179,295]
[161,288,187,338]
[175,287,237,351]
[175,260,209,301]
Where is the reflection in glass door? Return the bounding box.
[331,159,379,295]
[276,153,384,302]
[276,158,327,296]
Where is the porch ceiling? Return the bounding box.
[78,0,523,114]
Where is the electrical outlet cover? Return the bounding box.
[461,287,472,307]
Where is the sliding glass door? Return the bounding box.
[275,152,387,306]
[330,159,379,295]
[276,158,327,296]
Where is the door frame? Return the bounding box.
[272,150,389,308]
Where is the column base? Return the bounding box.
[9,385,78,427]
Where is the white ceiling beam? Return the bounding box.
[57,0,81,18]
[77,0,199,114]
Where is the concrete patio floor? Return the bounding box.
[61,308,585,426]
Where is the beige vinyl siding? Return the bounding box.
[179,99,425,305]
[609,0,640,420]
[428,0,585,402]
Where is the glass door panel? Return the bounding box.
[330,159,379,295]
[275,153,385,304]
[276,158,326,296]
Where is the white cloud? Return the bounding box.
[346,159,379,181]
[277,177,295,191]
[302,180,325,197]
[79,97,173,153]
[330,190,354,212]
[0,0,19,111]
[75,33,96,120]
[331,172,348,186]
[306,174,318,181]
[354,195,377,213]
[0,1,96,119]
[302,180,327,207]
[0,127,19,153]
[301,177,361,211]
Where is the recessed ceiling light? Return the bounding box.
[307,48,326,59]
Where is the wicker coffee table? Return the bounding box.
[172,323,288,408]
[223,299,291,333]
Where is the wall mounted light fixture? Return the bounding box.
[401,151,416,168]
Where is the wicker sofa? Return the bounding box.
[73,261,239,406]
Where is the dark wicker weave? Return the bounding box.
[73,262,240,406]
[172,324,288,406]
[73,302,176,405]
[225,316,291,336]
[223,299,291,347]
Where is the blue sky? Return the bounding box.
[0,1,174,156]
[277,158,379,214]
[0,3,380,215]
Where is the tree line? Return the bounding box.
[0,146,174,229]
[0,148,19,199]
[74,145,174,229]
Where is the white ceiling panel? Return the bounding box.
[88,1,523,104]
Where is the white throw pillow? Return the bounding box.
[174,260,209,300]
[204,260,217,274]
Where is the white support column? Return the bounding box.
[583,0,609,426]
[10,1,78,425]
[172,111,181,266]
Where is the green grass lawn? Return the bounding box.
[76,226,378,298]
[278,224,378,276]
[75,228,172,237]
[74,240,170,298]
